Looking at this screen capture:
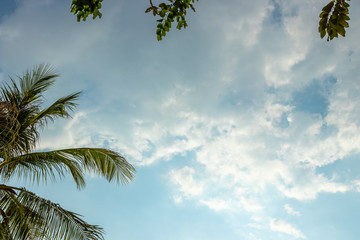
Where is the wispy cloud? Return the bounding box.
[200,199,231,212]
[169,167,204,199]
[284,204,301,216]
[270,218,305,239]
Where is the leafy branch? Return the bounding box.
[145,0,199,41]
[319,0,351,41]
[71,0,103,22]
[70,0,352,42]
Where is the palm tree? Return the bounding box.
[0,65,135,239]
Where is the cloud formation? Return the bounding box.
[270,218,305,239]
[284,204,301,217]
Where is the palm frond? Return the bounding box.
[0,148,135,189]
[0,65,80,155]
[0,65,57,109]
[16,188,104,240]
[0,64,59,155]
[0,186,104,240]
[0,65,136,238]
[0,78,21,106]
[30,92,81,129]
[0,101,20,152]
[18,64,58,107]
[0,185,26,240]
[0,223,13,240]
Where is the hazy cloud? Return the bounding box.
[284,204,301,216]
[270,218,305,239]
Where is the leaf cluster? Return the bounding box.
[70,0,354,42]
[71,0,103,22]
[319,0,351,41]
[145,0,198,41]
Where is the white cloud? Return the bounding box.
[239,197,263,213]
[38,112,92,150]
[223,0,271,47]
[200,198,231,212]
[172,195,183,204]
[284,204,301,216]
[169,167,203,198]
[279,173,349,201]
[41,93,353,203]
[270,218,305,239]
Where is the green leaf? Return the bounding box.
[319,12,328,18]
[145,0,198,40]
[145,7,153,13]
[322,1,335,13]
[71,0,104,22]
[338,17,349,28]
[318,0,351,41]
[320,29,326,38]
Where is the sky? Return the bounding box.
[1,0,360,239]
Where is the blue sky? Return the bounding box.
[1,0,360,239]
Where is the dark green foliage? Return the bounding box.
[70,0,198,41]
[145,0,198,41]
[1,148,135,189]
[70,0,198,40]
[71,0,103,22]
[70,0,352,41]
[0,185,105,240]
[319,0,351,41]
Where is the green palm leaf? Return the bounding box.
[31,92,80,128]
[16,188,105,240]
[0,64,72,155]
[0,185,105,240]
[0,101,20,151]
[0,184,27,240]
[0,148,135,189]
